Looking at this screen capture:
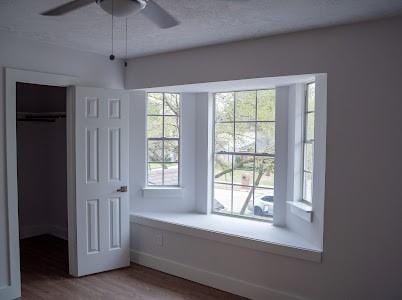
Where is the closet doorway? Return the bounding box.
[16,83,70,288]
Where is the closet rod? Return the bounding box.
[17,118,56,123]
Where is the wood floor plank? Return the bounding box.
[20,235,245,300]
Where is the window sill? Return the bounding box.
[142,187,183,198]
[287,201,313,222]
[130,212,322,263]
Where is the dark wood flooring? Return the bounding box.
[20,235,245,300]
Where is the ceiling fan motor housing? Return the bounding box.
[97,0,147,17]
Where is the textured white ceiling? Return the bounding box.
[0,0,401,58]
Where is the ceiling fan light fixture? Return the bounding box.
[97,0,146,17]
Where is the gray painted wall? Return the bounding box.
[126,16,402,299]
[0,31,124,290]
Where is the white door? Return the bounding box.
[68,86,130,277]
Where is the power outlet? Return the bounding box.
[155,232,163,246]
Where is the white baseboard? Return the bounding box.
[130,249,306,300]
[19,224,68,240]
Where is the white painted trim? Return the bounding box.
[66,86,78,277]
[274,86,290,226]
[311,74,327,250]
[142,187,184,198]
[3,68,78,299]
[131,214,322,262]
[286,201,313,222]
[130,249,307,300]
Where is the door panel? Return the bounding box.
[109,128,121,181]
[71,86,130,277]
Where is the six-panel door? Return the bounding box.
[73,87,130,277]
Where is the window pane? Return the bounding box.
[303,171,313,202]
[163,163,179,186]
[305,112,315,141]
[148,163,163,185]
[253,188,274,217]
[213,183,232,214]
[164,116,179,138]
[148,93,163,115]
[255,157,274,189]
[148,140,163,162]
[215,93,234,122]
[215,123,234,152]
[257,90,275,121]
[213,89,276,221]
[164,93,180,116]
[307,83,315,111]
[256,122,275,154]
[235,91,256,121]
[233,155,254,187]
[147,116,163,138]
[164,140,179,163]
[235,122,255,152]
[304,143,314,172]
[214,154,232,184]
[232,185,253,215]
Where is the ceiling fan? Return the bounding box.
[41,0,179,29]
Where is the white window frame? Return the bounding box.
[146,92,182,187]
[211,89,277,222]
[286,75,327,225]
[301,82,316,205]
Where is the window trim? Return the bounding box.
[146,92,182,187]
[301,81,316,205]
[211,89,276,222]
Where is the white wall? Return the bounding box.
[0,31,124,293]
[127,16,402,299]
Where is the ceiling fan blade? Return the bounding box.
[141,0,179,29]
[41,0,95,16]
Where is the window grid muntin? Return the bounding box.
[147,92,180,187]
[212,89,276,221]
[302,82,315,203]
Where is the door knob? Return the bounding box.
[117,186,128,192]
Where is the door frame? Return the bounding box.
[4,68,78,298]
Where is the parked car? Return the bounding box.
[252,195,274,217]
[213,198,225,211]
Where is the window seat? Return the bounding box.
[130,212,322,262]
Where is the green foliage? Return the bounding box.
[257,90,275,121]
[235,91,256,121]
[215,89,276,154]
[215,93,234,121]
[307,83,315,111]
[148,93,163,115]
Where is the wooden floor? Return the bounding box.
[20,235,245,300]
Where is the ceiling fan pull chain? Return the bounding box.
[110,0,115,61]
[124,17,128,67]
